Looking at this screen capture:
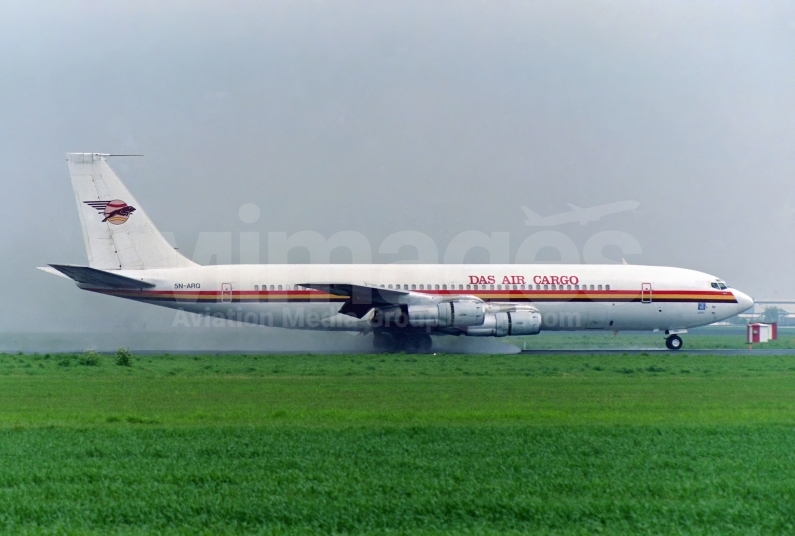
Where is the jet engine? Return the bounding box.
[465,311,541,337]
[407,300,485,328]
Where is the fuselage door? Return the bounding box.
[221,283,233,303]
[641,283,652,303]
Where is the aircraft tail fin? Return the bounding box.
[66,153,196,270]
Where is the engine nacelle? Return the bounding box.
[407,300,485,328]
[465,311,541,337]
[507,311,542,335]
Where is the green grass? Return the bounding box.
[2,426,794,535]
[1,351,795,534]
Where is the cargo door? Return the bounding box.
[221,283,233,303]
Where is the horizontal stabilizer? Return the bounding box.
[47,264,156,289]
[36,266,71,279]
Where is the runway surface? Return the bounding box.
[521,349,795,355]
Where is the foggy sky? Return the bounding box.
[2,1,794,333]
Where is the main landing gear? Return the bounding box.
[665,334,683,351]
[373,330,433,353]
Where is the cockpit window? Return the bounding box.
[712,281,728,290]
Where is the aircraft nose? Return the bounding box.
[733,290,754,312]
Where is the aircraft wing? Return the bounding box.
[299,283,428,304]
[299,282,436,318]
[45,264,156,289]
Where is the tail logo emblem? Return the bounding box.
[84,200,137,225]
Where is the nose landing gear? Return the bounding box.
[665,334,683,350]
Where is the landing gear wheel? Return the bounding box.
[666,335,683,351]
[373,332,433,353]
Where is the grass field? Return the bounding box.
[1,350,795,534]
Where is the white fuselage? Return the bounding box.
[84,263,753,334]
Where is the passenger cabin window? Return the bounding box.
[605,285,610,290]
[278,285,283,290]
[254,285,259,291]
[419,284,424,290]
[411,284,416,290]
[269,285,275,290]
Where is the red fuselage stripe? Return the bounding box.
[91,288,738,304]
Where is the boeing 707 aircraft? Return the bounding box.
[41,154,753,352]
